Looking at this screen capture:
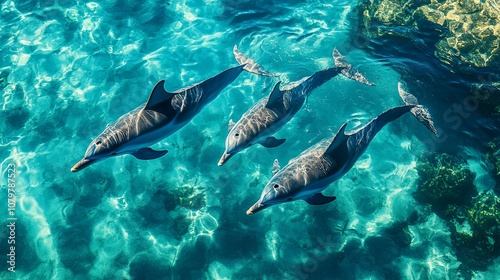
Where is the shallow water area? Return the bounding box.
[1,0,499,279]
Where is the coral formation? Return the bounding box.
[414,153,476,216]
[415,152,500,271]
[486,139,500,195]
[450,191,500,270]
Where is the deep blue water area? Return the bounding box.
[1,0,499,279]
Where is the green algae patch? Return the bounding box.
[467,191,500,232]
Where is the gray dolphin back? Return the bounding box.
[323,105,415,171]
[292,67,344,97]
[187,64,246,98]
[171,64,246,123]
[352,105,415,143]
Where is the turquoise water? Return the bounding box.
[1,0,499,279]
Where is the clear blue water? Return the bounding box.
[1,0,499,279]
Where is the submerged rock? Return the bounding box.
[358,0,500,68]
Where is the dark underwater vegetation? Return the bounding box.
[1,0,499,279]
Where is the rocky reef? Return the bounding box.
[357,0,500,68]
[415,152,500,271]
[450,191,500,270]
[414,152,476,217]
[486,139,500,195]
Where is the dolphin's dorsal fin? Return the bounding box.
[265,81,283,108]
[323,122,349,156]
[144,80,177,111]
[272,159,280,176]
[228,119,236,131]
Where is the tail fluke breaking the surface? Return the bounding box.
[398,82,438,137]
[333,48,375,86]
[233,45,279,77]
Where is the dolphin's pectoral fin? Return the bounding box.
[265,81,284,108]
[132,148,168,160]
[144,80,178,115]
[261,137,286,148]
[304,193,336,205]
[324,122,349,156]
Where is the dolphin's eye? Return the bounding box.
[274,184,279,189]
[234,133,240,138]
[96,141,102,145]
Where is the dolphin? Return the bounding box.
[71,53,271,172]
[218,48,374,166]
[332,48,375,86]
[246,83,437,214]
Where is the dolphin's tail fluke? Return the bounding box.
[398,82,438,137]
[233,45,279,77]
[333,48,375,86]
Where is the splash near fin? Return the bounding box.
[333,48,375,86]
[228,119,236,131]
[233,45,278,77]
[324,122,349,156]
[398,82,438,137]
[132,148,168,160]
[272,159,280,176]
[304,193,336,205]
[261,137,286,148]
[266,81,284,108]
